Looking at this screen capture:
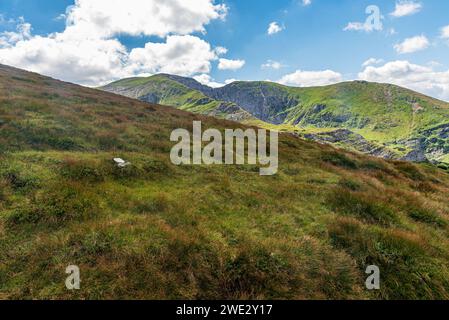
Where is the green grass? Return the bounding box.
[1,64,449,300]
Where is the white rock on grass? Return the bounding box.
[113,158,131,168]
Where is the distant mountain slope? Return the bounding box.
[1,64,449,300]
[102,75,449,164]
[101,75,255,122]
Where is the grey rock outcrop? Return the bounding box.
[304,129,397,160]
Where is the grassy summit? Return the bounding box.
[1,64,449,299]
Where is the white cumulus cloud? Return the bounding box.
[390,1,422,18]
[65,0,227,38]
[225,78,237,84]
[0,17,31,48]
[359,60,449,101]
[218,58,246,70]
[278,69,343,87]
[214,46,228,55]
[193,74,225,88]
[261,60,284,70]
[128,35,219,76]
[362,58,384,67]
[394,35,429,54]
[343,20,383,33]
[441,25,449,39]
[0,32,130,86]
[344,6,383,33]
[267,22,284,35]
[302,0,312,6]
[0,0,234,86]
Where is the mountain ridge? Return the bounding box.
[102,74,449,164]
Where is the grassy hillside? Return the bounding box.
[102,75,449,164]
[1,64,449,300]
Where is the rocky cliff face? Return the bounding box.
[400,123,449,163]
[101,75,255,122]
[157,76,299,124]
[303,129,397,160]
[211,83,299,124]
[162,74,215,97]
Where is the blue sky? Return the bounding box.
[0,0,449,100]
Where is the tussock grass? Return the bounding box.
[321,151,359,169]
[329,217,449,299]
[6,181,100,227]
[327,187,399,226]
[394,161,425,181]
[405,200,447,228]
